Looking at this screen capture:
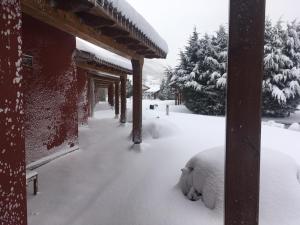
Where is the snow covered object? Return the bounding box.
[179,146,300,224]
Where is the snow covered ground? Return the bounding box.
[27,100,300,225]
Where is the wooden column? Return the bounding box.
[225,0,266,225]
[108,83,114,107]
[132,58,144,144]
[89,77,95,117]
[120,75,127,123]
[114,81,120,117]
[0,1,28,225]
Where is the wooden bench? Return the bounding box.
[26,170,38,195]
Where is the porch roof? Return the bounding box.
[21,0,168,59]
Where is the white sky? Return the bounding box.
[127,0,300,68]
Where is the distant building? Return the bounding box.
[143,85,161,99]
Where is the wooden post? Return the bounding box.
[166,105,170,116]
[89,77,95,117]
[0,1,28,224]
[114,81,120,117]
[225,1,266,225]
[120,75,127,123]
[132,58,144,144]
[108,83,114,107]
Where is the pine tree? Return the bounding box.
[172,20,300,117]
[182,26,228,115]
[159,67,175,100]
[263,19,300,117]
[126,79,133,98]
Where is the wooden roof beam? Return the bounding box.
[76,11,115,28]
[115,37,140,45]
[100,27,129,37]
[77,61,130,77]
[21,0,140,59]
[50,0,94,13]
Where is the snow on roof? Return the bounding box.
[104,0,168,53]
[145,84,160,93]
[76,37,132,71]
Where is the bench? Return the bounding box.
[26,170,38,195]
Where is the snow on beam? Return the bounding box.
[25,0,168,59]
[21,0,140,59]
[97,0,169,55]
[225,0,266,225]
[76,38,132,75]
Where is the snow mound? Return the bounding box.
[179,147,224,210]
[179,147,300,219]
[264,120,285,128]
[142,119,177,140]
[288,123,300,131]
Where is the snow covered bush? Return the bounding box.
[171,20,300,117]
[142,119,177,140]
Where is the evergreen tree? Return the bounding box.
[182,26,228,115]
[126,79,133,98]
[159,67,175,100]
[263,19,300,117]
[172,21,300,117]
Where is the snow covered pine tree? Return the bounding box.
[263,19,300,117]
[171,21,300,117]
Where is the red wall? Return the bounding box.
[0,1,27,225]
[22,14,78,164]
[77,68,89,125]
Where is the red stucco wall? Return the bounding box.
[0,1,27,225]
[22,14,78,164]
[77,68,89,125]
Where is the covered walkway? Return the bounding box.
[27,102,300,225]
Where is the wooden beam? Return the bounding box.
[115,81,120,116]
[225,1,266,225]
[21,0,140,59]
[132,58,144,144]
[120,75,127,123]
[77,61,130,77]
[50,0,93,13]
[91,74,120,82]
[100,27,129,37]
[76,11,115,28]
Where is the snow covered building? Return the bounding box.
[2,1,270,225]
[143,84,161,99]
[1,1,167,224]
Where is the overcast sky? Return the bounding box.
[127,0,299,70]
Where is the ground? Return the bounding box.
[27,100,300,225]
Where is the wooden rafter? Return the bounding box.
[21,0,139,59]
[77,61,129,77]
[22,0,167,59]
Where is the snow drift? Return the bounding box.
[179,146,300,224]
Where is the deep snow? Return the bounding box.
[27,100,300,225]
